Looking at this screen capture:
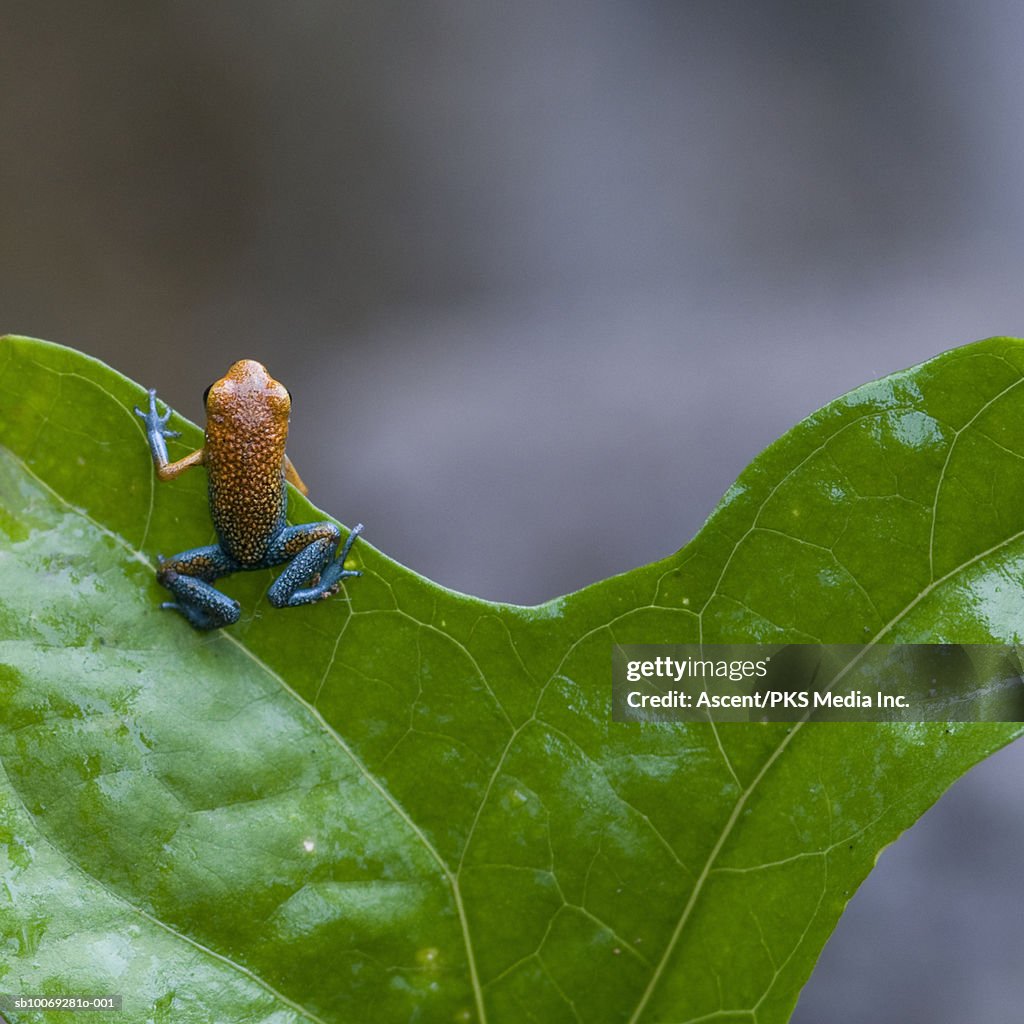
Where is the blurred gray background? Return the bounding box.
[3,1,1024,1018]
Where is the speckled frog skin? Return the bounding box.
[135,359,363,629]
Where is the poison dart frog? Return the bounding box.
[134,359,363,630]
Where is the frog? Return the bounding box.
[134,359,363,630]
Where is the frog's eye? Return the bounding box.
[202,383,213,405]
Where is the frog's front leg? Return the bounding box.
[134,389,205,480]
[157,544,242,630]
[266,522,364,608]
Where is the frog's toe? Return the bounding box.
[320,563,362,590]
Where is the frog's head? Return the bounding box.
[204,359,292,424]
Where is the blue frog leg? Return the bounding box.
[157,544,242,630]
[266,522,364,608]
[134,389,205,480]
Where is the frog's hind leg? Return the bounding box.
[266,522,364,609]
[156,544,242,630]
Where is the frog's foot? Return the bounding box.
[318,523,365,592]
[133,389,180,440]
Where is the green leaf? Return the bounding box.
[0,334,1021,1024]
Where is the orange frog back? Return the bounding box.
[203,359,290,565]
